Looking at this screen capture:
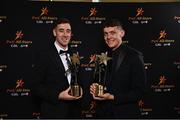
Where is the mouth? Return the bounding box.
[62,37,70,42]
[107,40,114,44]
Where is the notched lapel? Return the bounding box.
[49,49,65,72]
[115,48,126,72]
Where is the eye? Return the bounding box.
[66,29,71,34]
[110,31,116,35]
[58,29,64,33]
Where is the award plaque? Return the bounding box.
[68,53,83,97]
[89,53,111,97]
[70,83,81,97]
[94,83,104,96]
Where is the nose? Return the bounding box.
[63,31,69,36]
[106,33,112,40]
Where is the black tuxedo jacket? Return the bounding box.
[32,45,82,118]
[96,44,146,118]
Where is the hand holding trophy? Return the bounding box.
[67,52,83,97]
[89,52,111,97]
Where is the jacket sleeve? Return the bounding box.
[31,53,63,105]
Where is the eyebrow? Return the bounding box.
[58,28,71,31]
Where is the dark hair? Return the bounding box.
[53,18,71,28]
[103,18,123,29]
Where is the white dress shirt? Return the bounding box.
[54,41,71,85]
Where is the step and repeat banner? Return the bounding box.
[0,1,180,119]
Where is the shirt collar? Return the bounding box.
[54,40,68,53]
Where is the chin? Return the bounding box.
[108,45,114,48]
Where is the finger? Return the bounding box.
[92,83,98,86]
[93,94,104,100]
[75,95,82,99]
[90,91,94,95]
[90,85,94,90]
[67,94,78,100]
[66,86,71,92]
[90,87,94,92]
[80,87,83,95]
[90,88,96,95]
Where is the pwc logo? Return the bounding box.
[81,100,96,117]
[151,29,175,47]
[32,6,57,24]
[81,7,106,24]
[138,99,152,116]
[6,78,31,97]
[151,75,175,92]
[128,7,152,24]
[6,30,32,48]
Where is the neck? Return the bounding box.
[112,40,122,51]
[56,40,68,50]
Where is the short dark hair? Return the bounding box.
[103,18,123,29]
[53,18,71,28]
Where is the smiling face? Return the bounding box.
[103,26,125,51]
[53,20,72,49]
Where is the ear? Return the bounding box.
[120,29,125,37]
[53,29,56,37]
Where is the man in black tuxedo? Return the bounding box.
[90,19,146,118]
[32,18,82,118]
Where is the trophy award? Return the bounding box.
[68,53,83,97]
[89,53,111,97]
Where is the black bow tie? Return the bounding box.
[59,50,69,54]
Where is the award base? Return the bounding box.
[94,83,104,97]
[70,84,81,97]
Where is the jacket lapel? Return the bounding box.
[49,47,65,72]
[115,49,126,72]
[105,46,126,90]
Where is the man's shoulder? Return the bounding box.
[124,45,144,63]
[36,45,57,59]
[125,45,143,56]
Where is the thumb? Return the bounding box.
[66,86,71,92]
